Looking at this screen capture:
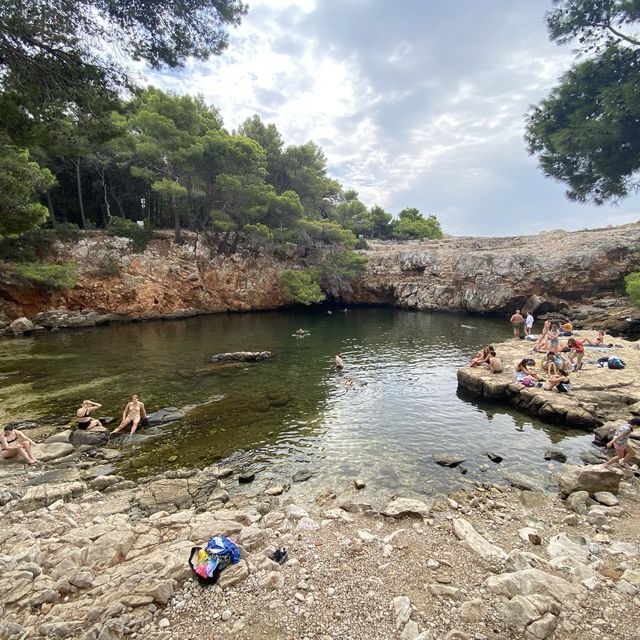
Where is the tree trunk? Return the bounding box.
[172,195,182,244]
[75,157,87,229]
[46,191,57,228]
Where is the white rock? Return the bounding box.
[221,609,232,621]
[452,518,507,561]
[285,504,309,521]
[158,618,170,629]
[393,595,412,629]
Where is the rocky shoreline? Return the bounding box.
[2,412,640,640]
[457,331,640,429]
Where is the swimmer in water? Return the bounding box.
[335,353,344,369]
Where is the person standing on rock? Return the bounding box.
[510,310,524,339]
[111,394,147,436]
[1,425,38,464]
[603,418,640,469]
[76,399,103,430]
[525,312,534,336]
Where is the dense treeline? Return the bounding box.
[2,88,444,246]
[0,0,443,305]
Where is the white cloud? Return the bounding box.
[144,1,640,236]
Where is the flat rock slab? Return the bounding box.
[70,427,110,447]
[503,472,544,492]
[32,442,74,462]
[26,468,82,486]
[85,464,116,479]
[44,430,73,444]
[382,497,434,518]
[145,407,186,426]
[210,351,272,363]
[433,454,465,468]
[20,481,86,510]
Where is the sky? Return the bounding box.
[144,0,640,237]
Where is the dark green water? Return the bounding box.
[0,308,594,495]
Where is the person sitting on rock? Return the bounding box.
[544,370,571,393]
[76,399,103,431]
[1,425,38,464]
[515,359,539,385]
[469,346,491,367]
[543,351,558,376]
[111,394,147,436]
[534,319,552,351]
[488,348,503,374]
[603,418,640,469]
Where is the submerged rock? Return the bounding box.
[210,351,272,363]
[433,454,465,468]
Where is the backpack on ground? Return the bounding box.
[188,536,241,585]
[607,356,625,369]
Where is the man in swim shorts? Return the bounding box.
[111,394,147,436]
[510,309,524,339]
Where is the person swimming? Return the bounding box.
[335,353,344,369]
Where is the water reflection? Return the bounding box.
[0,308,594,492]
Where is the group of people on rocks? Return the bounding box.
[0,394,149,465]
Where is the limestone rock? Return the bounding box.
[503,472,543,492]
[9,317,34,334]
[382,498,434,519]
[70,427,110,447]
[20,481,86,510]
[433,454,465,467]
[460,598,485,622]
[564,490,590,515]
[217,560,249,588]
[547,533,589,561]
[486,568,586,603]
[452,518,507,561]
[31,442,74,462]
[558,465,622,497]
[593,491,619,506]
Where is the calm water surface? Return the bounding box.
[0,309,595,497]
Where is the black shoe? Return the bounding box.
[269,548,288,564]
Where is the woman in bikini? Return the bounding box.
[583,330,605,346]
[1,425,38,464]
[76,399,103,430]
[111,394,147,436]
[534,319,552,352]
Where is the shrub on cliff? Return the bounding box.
[626,270,640,307]
[107,216,151,252]
[281,269,325,305]
[318,250,368,298]
[10,263,78,289]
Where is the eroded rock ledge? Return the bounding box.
[457,331,640,429]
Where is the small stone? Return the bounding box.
[354,478,366,490]
[221,609,232,621]
[293,469,313,483]
[158,618,170,629]
[427,558,440,569]
[238,472,256,484]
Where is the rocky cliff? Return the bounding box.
[1,224,639,332]
[346,223,640,316]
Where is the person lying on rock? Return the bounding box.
[603,418,640,470]
[76,399,103,430]
[111,394,147,436]
[582,330,605,346]
[1,425,38,464]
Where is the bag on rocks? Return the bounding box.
[188,536,241,585]
[607,356,625,369]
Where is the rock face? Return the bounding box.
[1,224,639,325]
[345,225,640,315]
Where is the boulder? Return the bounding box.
[547,533,589,562]
[217,560,249,588]
[382,498,434,519]
[44,430,73,444]
[486,568,586,603]
[558,465,622,497]
[544,448,567,463]
[593,491,619,506]
[210,351,272,363]
[453,518,507,561]
[31,442,74,462]
[9,317,35,334]
[20,481,86,510]
[145,407,186,426]
[433,454,465,467]
[564,491,590,515]
[70,427,109,447]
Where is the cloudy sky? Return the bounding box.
[146,0,640,237]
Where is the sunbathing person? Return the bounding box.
[1,425,38,464]
[111,394,147,436]
[583,331,605,346]
[76,399,103,430]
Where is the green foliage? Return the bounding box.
[392,208,444,240]
[243,223,273,248]
[280,269,325,305]
[9,262,78,289]
[318,249,368,298]
[626,270,640,306]
[0,144,55,238]
[526,1,640,204]
[0,0,247,123]
[296,219,357,247]
[106,216,152,251]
